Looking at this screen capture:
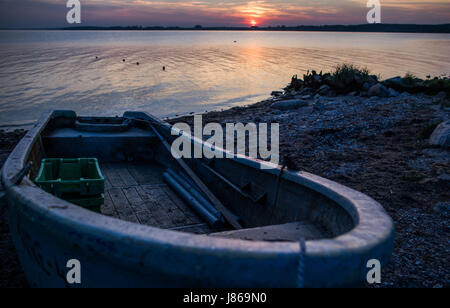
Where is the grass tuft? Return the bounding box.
[402,72,421,86]
[402,172,426,183]
[332,63,371,83]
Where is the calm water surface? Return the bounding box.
[0,30,449,127]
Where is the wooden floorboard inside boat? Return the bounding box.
[100,162,213,234]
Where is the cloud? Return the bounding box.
[0,0,449,28]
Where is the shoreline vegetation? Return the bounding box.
[1,23,450,33]
[1,65,449,287]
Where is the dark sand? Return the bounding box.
[0,129,28,288]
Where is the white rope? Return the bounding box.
[297,238,306,288]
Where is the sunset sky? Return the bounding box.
[1,0,449,28]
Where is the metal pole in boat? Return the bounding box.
[166,168,222,219]
[163,172,221,228]
[142,119,243,230]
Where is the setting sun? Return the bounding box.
[250,20,257,27]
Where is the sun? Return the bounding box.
[250,20,257,27]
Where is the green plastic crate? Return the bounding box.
[66,193,104,213]
[35,158,104,212]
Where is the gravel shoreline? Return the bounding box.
[170,91,449,288]
[0,129,28,288]
[1,89,449,287]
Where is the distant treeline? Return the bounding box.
[2,24,450,33]
[41,24,450,33]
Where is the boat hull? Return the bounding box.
[1,111,395,288]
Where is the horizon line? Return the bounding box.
[1,23,450,33]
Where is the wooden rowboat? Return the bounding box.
[0,110,394,287]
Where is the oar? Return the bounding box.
[140,119,243,230]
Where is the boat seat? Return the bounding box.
[42,127,158,163]
[43,127,156,139]
[209,221,328,242]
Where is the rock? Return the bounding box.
[322,74,333,85]
[313,75,322,84]
[298,87,315,96]
[353,74,364,86]
[271,91,283,97]
[318,84,331,96]
[438,174,450,181]
[369,75,378,83]
[388,88,399,97]
[361,82,372,92]
[297,105,314,114]
[328,90,337,97]
[287,76,303,91]
[368,83,389,97]
[324,110,339,118]
[342,74,353,86]
[281,93,295,100]
[398,91,412,99]
[271,99,309,111]
[383,76,427,93]
[433,203,450,217]
[299,95,312,100]
[326,77,345,91]
[313,101,326,111]
[432,91,447,104]
[429,120,450,148]
[384,76,403,89]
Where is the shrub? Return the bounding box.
[403,72,421,86]
[403,172,426,182]
[425,77,450,96]
[332,63,371,83]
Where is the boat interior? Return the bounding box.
[24,113,355,242]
